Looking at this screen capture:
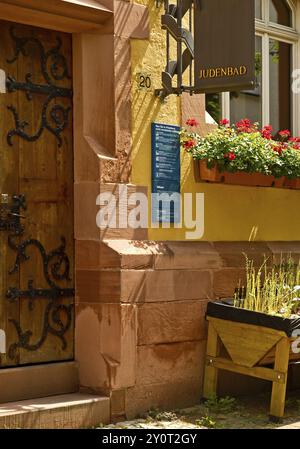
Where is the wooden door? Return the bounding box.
[0,21,74,367]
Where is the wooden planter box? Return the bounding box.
[203,300,300,422]
[197,160,291,189]
[284,178,300,190]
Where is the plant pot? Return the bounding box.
[223,171,274,187]
[284,178,300,190]
[199,160,222,183]
[203,299,300,422]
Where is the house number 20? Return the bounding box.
[137,73,152,91]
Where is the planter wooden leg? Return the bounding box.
[270,337,290,422]
[203,321,220,399]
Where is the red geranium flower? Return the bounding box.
[289,137,300,143]
[236,118,253,133]
[273,145,285,156]
[224,151,236,161]
[186,118,199,127]
[183,139,196,150]
[219,119,229,126]
[261,125,273,140]
[278,129,291,139]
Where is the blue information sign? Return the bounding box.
[151,123,181,223]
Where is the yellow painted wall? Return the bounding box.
[131,0,300,241]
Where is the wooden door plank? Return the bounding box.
[0,21,21,367]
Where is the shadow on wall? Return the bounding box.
[115,0,149,38]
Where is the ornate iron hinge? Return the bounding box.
[6,26,72,147]
[6,235,74,360]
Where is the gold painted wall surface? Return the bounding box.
[131,0,300,241]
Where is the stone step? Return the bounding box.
[0,361,79,403]
[0,393,110,429]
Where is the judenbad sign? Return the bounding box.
[194,0,255,93]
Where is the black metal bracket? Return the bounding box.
[155,0,201,101]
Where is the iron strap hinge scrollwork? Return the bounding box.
[6,284,74,303]
[6,75,73,99]
[6,235,74,360]
[6,26,73,147]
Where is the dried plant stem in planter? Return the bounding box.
[234,255,300,318]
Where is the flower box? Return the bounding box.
[223,171,274,187]
[274,177,286,188]
[199,160,222,182]
[203,299,300,422]
[284,178,300,190]
[182,118,300,188]
[198,160,285,188]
